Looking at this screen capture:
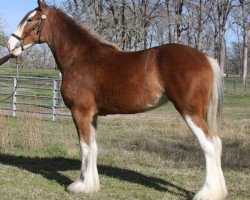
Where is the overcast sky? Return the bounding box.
[0,0,63,35]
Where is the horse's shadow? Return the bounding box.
[0,154,194,199]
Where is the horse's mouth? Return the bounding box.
[8,46,22,57]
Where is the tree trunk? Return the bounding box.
[166,0,173,43]
[219,29,225,75]
[242,26,249,84]
[121,0,126,50]
[197,0,204,50]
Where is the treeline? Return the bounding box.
[0,0,249,81]
[63,0,249,81]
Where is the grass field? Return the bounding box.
[0,67,249,199]
[0,67,59,78]
[0,92,249,200]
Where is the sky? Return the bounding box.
[0,0,238,45]
[0,0,63,35]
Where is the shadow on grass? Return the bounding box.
[0,154,194,200]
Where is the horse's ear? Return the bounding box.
[37,0,47,12]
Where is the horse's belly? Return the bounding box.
[98,89,168,115]
[97,66,166,115]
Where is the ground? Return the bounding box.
[0,94,249,200]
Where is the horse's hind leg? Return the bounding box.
[67,108,100,193]
[184,115,227,200]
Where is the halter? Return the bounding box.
[11,14,47,50]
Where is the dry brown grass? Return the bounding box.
[0,94,249,200]
[100,101,249,171]
[0,115,13,152]
[20,114,43,149]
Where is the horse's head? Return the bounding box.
[8,0,50,57]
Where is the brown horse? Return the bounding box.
[7,1,227,199]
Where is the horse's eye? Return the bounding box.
[27,18,33,22]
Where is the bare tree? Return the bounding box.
[230,0,250,79]
[165,0,173,43]
[0,15,8,57]
[239,0,249,83]
[173,0,188,43]
[138,0,163,49]
[209,0,235,73]
[6,0,246,75]
[184,0,213,49]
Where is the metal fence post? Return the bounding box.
[52,80,58,121]
[12,77,17,117]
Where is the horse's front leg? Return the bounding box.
[67,108,100,193]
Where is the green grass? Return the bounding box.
[0,67,59,78]
[224,76,250,94]
[0,66,249,199]
[0,94,249,200]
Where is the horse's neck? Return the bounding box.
[48,13,97,75]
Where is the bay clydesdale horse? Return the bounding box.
[7,1,227,199]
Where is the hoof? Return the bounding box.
[67,179,100,193]
[193,186,227,200]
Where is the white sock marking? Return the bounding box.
[67,126,100,193]
[185,116,227,200]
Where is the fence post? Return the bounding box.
[245,76,247,94]
[52,80,58,121]
[234,76,236,93]
[12,77,17,117]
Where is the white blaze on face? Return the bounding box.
[8,10,37,56]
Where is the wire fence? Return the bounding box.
[224,76,249,94]
[0,75,249,121]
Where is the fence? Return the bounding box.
[224,76,249,94]
[0,75,70,120]
[0,75,249,121]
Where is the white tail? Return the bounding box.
[206,56,223,135]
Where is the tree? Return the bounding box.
[0,32,7,48]
[238,0,249,83]
[231,0,250,79]
[173,0,188,43]
[0,15,8,57]
[209,0,235,74]
[1,0,245,74]
[166,0,173,43]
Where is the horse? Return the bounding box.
[7,1,227,199]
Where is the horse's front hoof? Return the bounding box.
[67,179,100,193]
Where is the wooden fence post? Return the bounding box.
[245,76,247,93]
[234,76,236,93]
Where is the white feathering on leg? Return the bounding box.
[185,116,227,200]
[67,126,100,193]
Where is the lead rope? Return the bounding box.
[0,58,19,103]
